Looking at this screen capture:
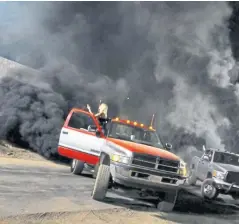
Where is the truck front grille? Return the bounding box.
[131,153,179,174]
[226,171,239,185]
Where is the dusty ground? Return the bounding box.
[0,209,175,224]
[1,208,239,224]
[0,140,45,161]
[1,141,239,224]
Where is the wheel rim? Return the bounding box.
[188,171,194,182]
[72,159,76,168]
[204,184,213,196]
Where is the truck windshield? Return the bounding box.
[108,122,164,148]
[214,151,239,166]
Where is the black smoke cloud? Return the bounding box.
[0,2,238,160]
[0,74,67,157]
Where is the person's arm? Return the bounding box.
[87,104,103,117]
[94,111,104,117]
[87,104,93,114]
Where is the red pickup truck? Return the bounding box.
[58,108,187,206]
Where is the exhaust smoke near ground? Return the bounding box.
[0,2,238,159]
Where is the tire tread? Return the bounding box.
[92,164,110,201]
[71,159,84,175]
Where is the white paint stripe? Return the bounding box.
[59,143,100,157]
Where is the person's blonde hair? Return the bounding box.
[99,103,108,117]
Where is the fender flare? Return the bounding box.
[191,156,200,169]
[207,172,212,178]
[99,152,110,166]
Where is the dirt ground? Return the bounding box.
[0,140,45,161]
[0,140,237,224]
[0,142,171,224]
[0,140,66,168]
[1,208,236,224]
[0,141,178,224]
[0,208,177,224]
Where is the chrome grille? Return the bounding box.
[131,153,179,173]
[226,171,239,185]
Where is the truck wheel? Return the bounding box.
[92,164,110,201]
[201,179,219,200]
[156,191,177,212]
[231,193,239,201]
[70,159,84,175]
[187,169,197,186]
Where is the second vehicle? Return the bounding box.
[188,145,239,200]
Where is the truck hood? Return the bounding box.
[214,163,239,172]
[107,138,180,161]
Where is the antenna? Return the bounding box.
[150,113,155,128]
[98,99,102,110]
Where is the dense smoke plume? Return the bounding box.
[0,2,238,160]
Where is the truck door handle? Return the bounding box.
[62,131,68,135]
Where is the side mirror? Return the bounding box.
[202,155,209,161]
[165,143,172,151]
[88,125,97,132]
[88,125,102,138]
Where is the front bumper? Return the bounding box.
[213,178,239,193]
[110,162,186,192]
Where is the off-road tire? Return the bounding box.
[187,169,197,186]
[92,164,110,201]
[231,193,239,201]
[156,191,177,212]
[70,159,84,175]
[201,178,219,200]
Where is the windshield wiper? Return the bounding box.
[109,135,132,142]
[140,142,153,147]
[131,139,153,147]
[133,140,164,148]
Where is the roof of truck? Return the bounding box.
[208,147,239,155]
[111,117,156,131]
[69,108,157,131]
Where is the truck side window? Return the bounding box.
[68,112,95,130]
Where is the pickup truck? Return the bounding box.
[57,108,187,206]
[187,145,239,200]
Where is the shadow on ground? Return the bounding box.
[174,190,239,215]
[100,189,239,224]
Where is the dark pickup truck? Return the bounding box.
[187,145,239,200]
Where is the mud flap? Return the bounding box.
[156,190,178,212]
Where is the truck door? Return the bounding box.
[197,150,212,181]
[58,109,105,165]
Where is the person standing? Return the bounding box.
[86,102,108,119]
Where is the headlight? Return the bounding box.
[178,160,187,177]
[111,154,131,164]
[212,170,225,180]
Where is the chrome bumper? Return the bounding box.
[110,162,186,192]
[213,178,239,192]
